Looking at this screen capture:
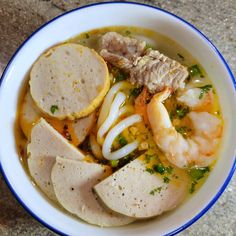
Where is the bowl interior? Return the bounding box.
[0,2,235,236]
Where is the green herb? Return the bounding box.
[146,168,154,174]
[176,105,189,119]
[198,84,212,99]
[118,135,128,147]
[50,105,58,114]
[188,167,210,194]
[163,176,170,183]
[85,33,90,39]
[189,167,210,181]
[175,126,191,138]
[189,181,197,194]
[115,71,128,83]
[177,53,184,60]
[150,187,162,195]
[188,64,203,77]
[125,30,131,36]
[147,163,173,176]
[130,87,143,98]
[110,160,119,168]
[216,110,221,115]
[165,166,173,174]
[153,164,165,175]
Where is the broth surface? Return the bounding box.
[15,26,222,207]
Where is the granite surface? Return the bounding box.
[0,0,235,235]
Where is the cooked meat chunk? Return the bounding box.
[130,49,188,93]
[100,32,146,70]
[100,32,188,93]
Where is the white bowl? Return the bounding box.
[0,2,235,235]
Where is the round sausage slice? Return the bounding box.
[30,43,110,120]
[94,155,189,218]
[51,156,135,227]
[27,118,84,201]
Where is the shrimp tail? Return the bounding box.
[147,88,172,135]
[152,88,172,103]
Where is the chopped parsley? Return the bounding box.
[150,187,162,195]
[118,135,128,147]
[198,84,212,99]
[188,167,210,193]
[145,162,173,179]
[146,168,154,174]
[153,164,166,175]
[189,167,210,181]
[110,160,119,168]
[114,71,128,83]
[163,176,170,183]
[177,53,185,60]
[175,105,189,119]
[50,105,58,114]
[129,87,143,98]
[146,164,174,176]
[188,64,203,77]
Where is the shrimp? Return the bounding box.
[134,87,151,124]
[177,87,214,111]
[147,88,222,168]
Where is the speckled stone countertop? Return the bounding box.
[0,0,235,235]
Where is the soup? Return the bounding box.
[15,26,223,226]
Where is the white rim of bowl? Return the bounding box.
[0,1,235,235]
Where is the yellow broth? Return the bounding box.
[15,26,222,199]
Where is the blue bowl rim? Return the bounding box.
[0,1,235,236]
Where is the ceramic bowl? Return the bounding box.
[0,2,235,236]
